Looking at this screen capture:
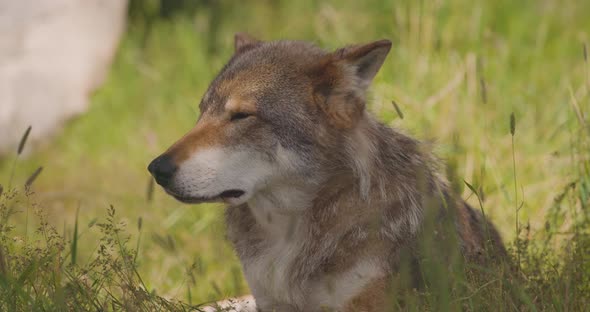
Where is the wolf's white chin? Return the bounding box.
[223,192,250,206]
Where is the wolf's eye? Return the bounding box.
[230,112,252,122]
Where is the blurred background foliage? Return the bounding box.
[1,0,589,305]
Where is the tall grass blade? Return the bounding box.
[510,113,516,136]
[464,179,491,249]
[134,217,143,263]
[71,206,79,265]
[187,284,192,305]
[585,43,589,91]
[0,247,7,277]
[510,112,520,269]
[147,177,155,202]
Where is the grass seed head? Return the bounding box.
[17,126,32,155]
[480,77,487,104]
[392,100,404,119]
[24,166,43,190]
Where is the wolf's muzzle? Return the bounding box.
[148,154,177,187]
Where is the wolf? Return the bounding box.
[148,33,506,312]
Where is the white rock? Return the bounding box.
[0,0,127,154]
[200,295,258,312]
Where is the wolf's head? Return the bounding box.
[148,34,391,206]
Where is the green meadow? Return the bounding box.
[1,0,589,310]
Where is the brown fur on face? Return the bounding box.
[164,116,227,163]
[152,34,507,312]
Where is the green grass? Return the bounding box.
[1,0,589,310]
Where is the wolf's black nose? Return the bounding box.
[148,154,177,187]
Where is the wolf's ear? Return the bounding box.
[335,39,392,90]
[234,33,261,53]
[309,40,391,128]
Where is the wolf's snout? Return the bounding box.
[148,154,177,187]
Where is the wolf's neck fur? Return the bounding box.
[247,180,316,240]
[246,114,431,246]
[343,116,385,201]
[332,114,430,205]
